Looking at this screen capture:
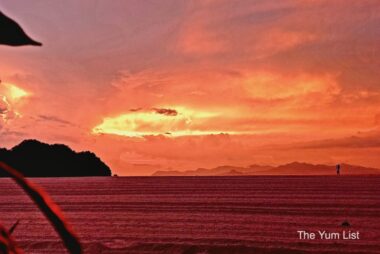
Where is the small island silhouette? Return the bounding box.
[0,140,111,177]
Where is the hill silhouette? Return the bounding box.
[0,140,111,177]
[152,162,380,176]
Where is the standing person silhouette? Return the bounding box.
[336,164,341,175]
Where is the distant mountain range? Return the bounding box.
[152,162,380,176]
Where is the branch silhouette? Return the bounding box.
[0,162,82,254]
[0,11,42,46]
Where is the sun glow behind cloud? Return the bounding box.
[0,82,30,121]
[4,83,29,101]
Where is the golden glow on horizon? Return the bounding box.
[92,106,240,137]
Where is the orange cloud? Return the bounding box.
[251,29,317,59]
[96,67,377,143]
[178,21,227,55]
[243,72,340,100]
[2,1,380,175]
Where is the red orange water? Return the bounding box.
[0,176,379,253]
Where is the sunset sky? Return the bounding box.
[1,0,380,175]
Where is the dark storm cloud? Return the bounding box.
[129,108,143,112]
[0,106,7,114]
[152,108,178,116]
[37,115,74,126]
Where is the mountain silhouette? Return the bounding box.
[152,162,380,176]
[0,140,111,177]
[153,165,273,176]
[0,11,42,46]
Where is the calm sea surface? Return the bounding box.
[0,176,379,253]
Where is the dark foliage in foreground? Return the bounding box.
[0,140,111,177]
[0,161,82,254]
